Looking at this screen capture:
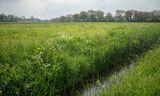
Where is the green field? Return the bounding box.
[0,23,160,96]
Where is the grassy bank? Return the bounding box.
[0,23,160,96]
[99,47,160,96]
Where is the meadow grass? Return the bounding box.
[99,47,160,96]
[0,23,160,96]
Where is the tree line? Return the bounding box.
[52,10,160,22]
[0,14,41,22]
[0,9,160,22]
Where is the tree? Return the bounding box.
[151,10,160,22]
[87,10,97,22]
[1,9,160,22]
[96,10,105,21]
[65,15,72,22]
[115,10,125,22]
[133,11,148,22]
[79,11,88,22]
[73,14,79,22]
[89,14,97,22]
[105,12,114,22]
[30,15,34,21]
[7,15,15,22]
[59,16,66,22]
[125,10,133,21]
[0,14,7,22]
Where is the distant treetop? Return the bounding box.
[0,9,160,22]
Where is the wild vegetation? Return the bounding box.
[99,47,160,96]
[0,23,160,96]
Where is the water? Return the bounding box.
[76,63,135,96]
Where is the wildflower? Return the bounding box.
[44,63,51,68]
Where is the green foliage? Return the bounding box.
[99,47,160,96]
[52,10,160,22]
[0,23,160,96]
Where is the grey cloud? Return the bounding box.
[0,0,20,3]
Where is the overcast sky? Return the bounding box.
[0,0,160,19]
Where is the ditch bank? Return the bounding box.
[75,61,135,96]
[63,31,160,96]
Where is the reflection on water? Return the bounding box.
[77,63,135,96]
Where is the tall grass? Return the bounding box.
[99,47,160,96]
[0,23,160,96]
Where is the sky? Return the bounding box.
[0,0,160,19]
